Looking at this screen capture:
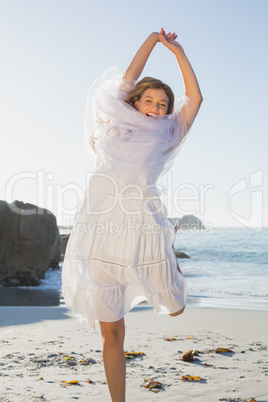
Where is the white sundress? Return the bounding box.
[62,68,190,330]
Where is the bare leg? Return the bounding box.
[169,305,185,316]
[99,318,126,402]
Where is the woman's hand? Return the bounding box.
[159,27,184,54]
[124,28,203,130]
[158,27,203,130]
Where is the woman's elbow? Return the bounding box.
[194,94,203,112]
[196,93,203,106]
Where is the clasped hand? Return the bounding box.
[157,27,184,54]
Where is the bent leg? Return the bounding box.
[169,305,185,316]
[99,318,126,402]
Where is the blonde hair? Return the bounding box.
[124,77,174,114]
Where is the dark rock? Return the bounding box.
[168,215,205,230]
[179,215,205,230]
[0,200,62,286]
[1,272,41,287]
[60,234,70,260]
[175,251,190,259]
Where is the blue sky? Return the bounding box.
[0,0,267,229]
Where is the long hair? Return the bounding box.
[124,77,174,114]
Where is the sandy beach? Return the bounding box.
[0,306,267,402]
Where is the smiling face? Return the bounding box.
[134,88,169,116]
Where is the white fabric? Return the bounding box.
[62,68,189,330]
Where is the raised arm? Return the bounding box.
[159,28,203,128]
[123,32,159,81]
[124,28,202,128]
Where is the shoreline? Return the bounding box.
[0,306,267,401]
[1,286,267,312]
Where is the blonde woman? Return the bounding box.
[62,28,202,401]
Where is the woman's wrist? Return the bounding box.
[149,32,160,43]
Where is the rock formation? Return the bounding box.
[168,214,205,230]
[174,251,190,259]
[60,234,70,261]
[0,200,61,286]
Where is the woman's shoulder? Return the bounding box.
[169,94,191,119]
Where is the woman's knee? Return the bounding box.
[169,305,185,317]
[100,318,125,347]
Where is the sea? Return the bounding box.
[0,227,267,311]
[174,227,268,311]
